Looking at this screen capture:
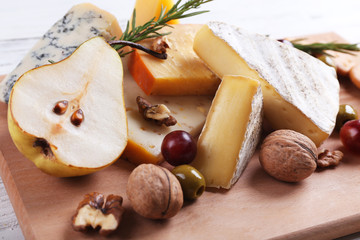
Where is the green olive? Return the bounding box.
[336,104,358,131]
[171,165,206,200]
[317,55,336,68]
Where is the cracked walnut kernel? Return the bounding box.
[317,149,344,168]
[151,36,170,54]
[72,192,124,236]
[136,96,177,126]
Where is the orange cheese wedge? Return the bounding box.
[128,24,220,96]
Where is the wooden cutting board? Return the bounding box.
[1,33,360,240]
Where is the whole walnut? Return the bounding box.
[127,164,183,219]
[259,129,317,182]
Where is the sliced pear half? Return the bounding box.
[8,37,128,177]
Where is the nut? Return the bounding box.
[136,96,177,126]
[126,164,183,219]
[151,36,169,54]
[259,129,317,182]
[317,149,343,168]
[72,192,124,236]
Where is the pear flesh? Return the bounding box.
[8,37,128,177]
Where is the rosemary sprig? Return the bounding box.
[290,40,360,57]
[110,0,213,57]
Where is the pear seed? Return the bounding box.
[53,100,68,115]
[71,109,84,127]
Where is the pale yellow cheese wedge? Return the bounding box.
[192,75,263,189]
[193,22,339,146]
[122,57,212,165]
[131,0,179,27]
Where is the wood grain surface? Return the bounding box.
[1,34,360,239]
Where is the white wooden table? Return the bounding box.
[1,0,360,239]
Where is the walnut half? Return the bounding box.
[72,192,124,236]
[136,96,177,126]
[151,36,170,54]
[317,149,344,168]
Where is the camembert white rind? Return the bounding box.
[193,22,340,146]
[192,75,263,189]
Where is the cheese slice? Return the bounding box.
[191,75,263,189]
[0,3,122,103]
[131,0,179,27]
[193,22,340,146]
[122,57,212,165]
[128,25,220,96]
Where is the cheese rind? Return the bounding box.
[128,25,220,96]
[123,57,212,165]
[193,22,340,146]
[191,75,263,189]
[0,3,122,103]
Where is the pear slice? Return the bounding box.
[8,37,128,177]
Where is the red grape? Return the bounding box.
[340,119,360,154]
[161,131,197,166]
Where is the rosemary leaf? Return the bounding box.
[291,41,360,57]
[131,9,136,31]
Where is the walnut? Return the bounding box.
[126,164,183,219]
[151,36,169,54]
[72,192,124,236]
[259,129,317,182]
[317,149,343,168]
[136,96,177,126]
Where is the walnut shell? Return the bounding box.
[126,164,183,219]
[259,129,317,182]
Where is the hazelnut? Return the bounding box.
[126,164,183,219]
[259,129,317,182]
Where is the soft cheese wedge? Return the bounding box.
[131,0,179,27]
[8,37,128,177]
[192,75,263,189]
[193,22,340,146]
[128,25,220,96]
[0,3,122,103]
[123,57,212,165]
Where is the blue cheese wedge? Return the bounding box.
[193,21,340,146]
[0,3,122,103]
